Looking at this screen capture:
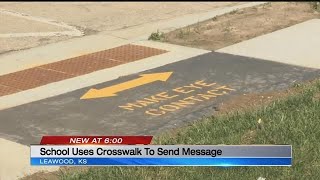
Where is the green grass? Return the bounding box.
[311,2,320,11]
[148,30,165,41]
[61,80,320,180]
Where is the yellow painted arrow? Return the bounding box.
[80,72,173,99]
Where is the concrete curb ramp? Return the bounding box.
[0,42,209,111]
[0,44,168,97]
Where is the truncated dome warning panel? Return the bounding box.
[0,44,168,97]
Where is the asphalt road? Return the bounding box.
[1,52,319,145]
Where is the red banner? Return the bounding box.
[40,136,153,145]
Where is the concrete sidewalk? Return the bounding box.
[218,19,320,69]
[0,2,265,75]
[0,2,254,54]
[0,138,58,180]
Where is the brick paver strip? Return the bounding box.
[0,84,20,97]
[0,44,168,97]
[99,44,168,62]
[0,67,74,91]
[40,52,124,76]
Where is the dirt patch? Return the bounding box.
[313,92,320,102]
[217,92,284,114]
[163,2,320,50]
[215,81,313,115]
[240,130,257,144]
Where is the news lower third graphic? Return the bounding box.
[30,136,292,166]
